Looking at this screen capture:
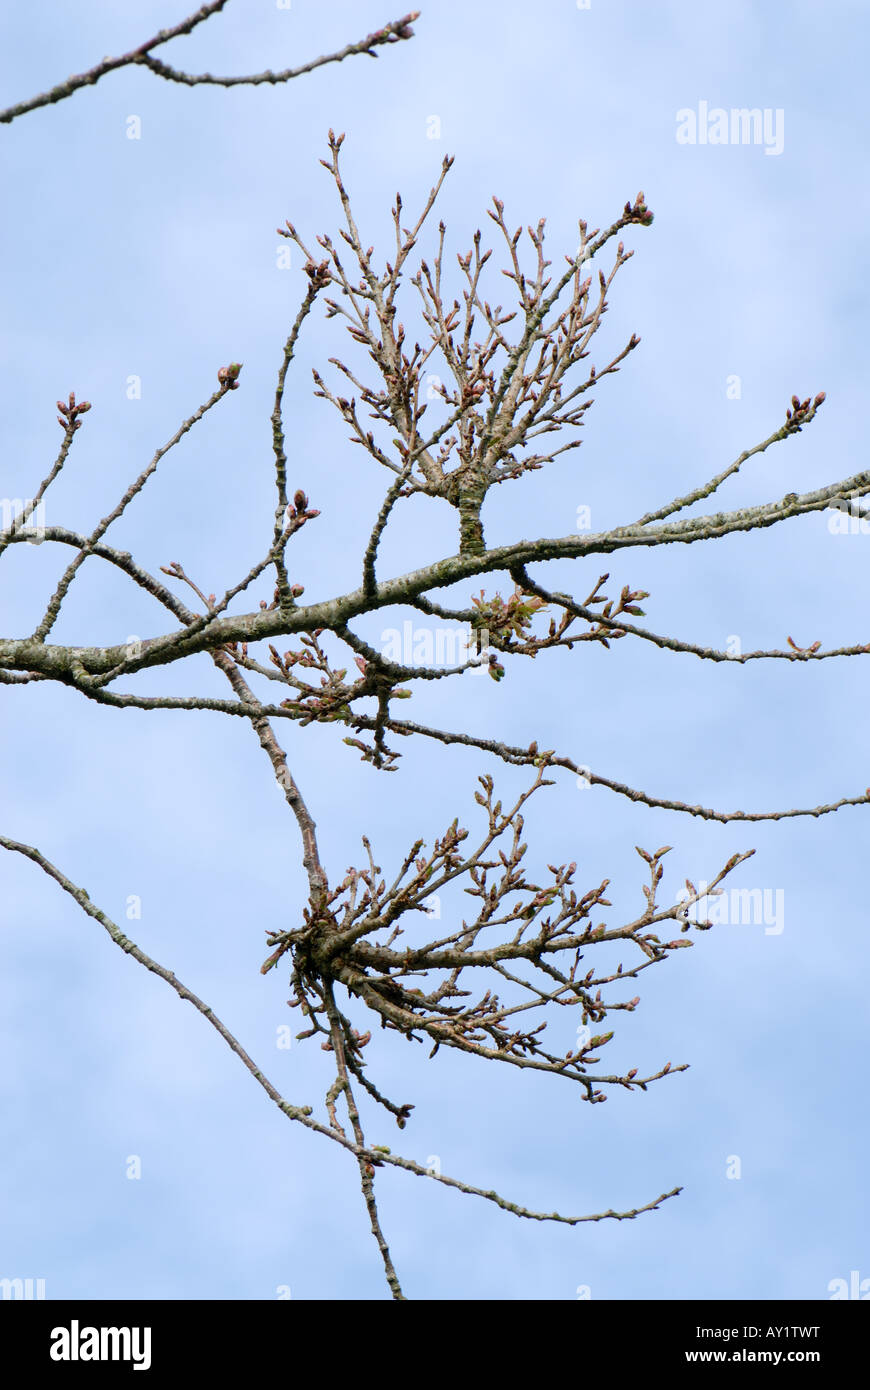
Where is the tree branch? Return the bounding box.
[0,6,419,125]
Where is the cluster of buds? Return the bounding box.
[288,489,311,519]
[56,391,91,430]
[217,361,243,391]
[624,191,654,226]
[784,390,825,433]
[259,581,301,610]
[469,584,585,665]
[283,489,320,533]
[302,257,331,290]
[470,586,547,641]
[365,11,419,45]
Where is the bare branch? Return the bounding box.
[0,6,419,125]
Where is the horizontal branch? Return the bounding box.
[0,5,419,125]
[355,715,870,825]
[0,1,229,124]
[138,14,419,88]
[3,469,868,683]
[509,566,870,666]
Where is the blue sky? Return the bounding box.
[1,0,868,1300]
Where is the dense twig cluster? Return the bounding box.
[282,131,652,557]
[264,764,753,1110]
